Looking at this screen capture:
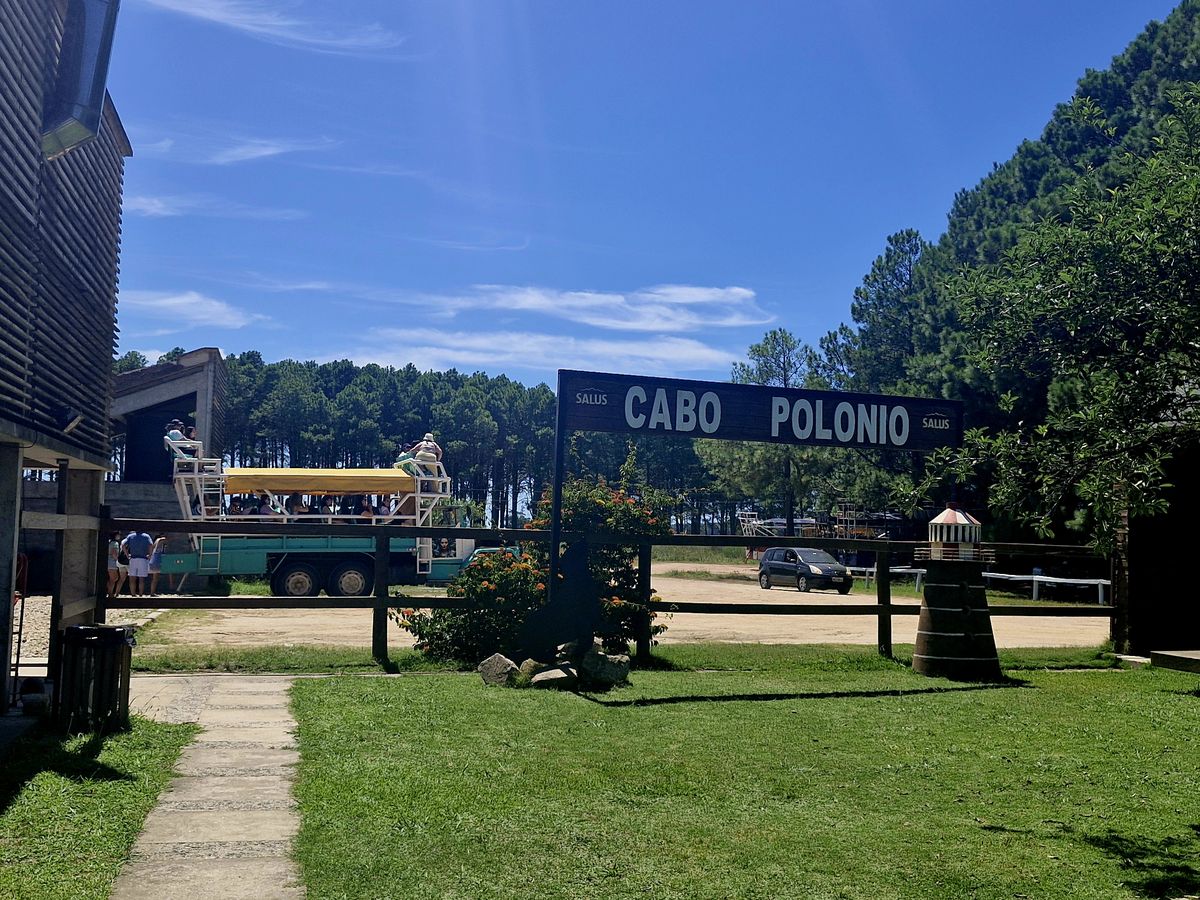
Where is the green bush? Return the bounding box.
[394,550,546,664]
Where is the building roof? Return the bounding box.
[929,503,981,526]
[113,348,224,397]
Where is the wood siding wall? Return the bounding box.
[0,0,126,462]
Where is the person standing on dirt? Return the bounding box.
[148,534,173,595]
[121,529,154,597]
[107,531,127,599]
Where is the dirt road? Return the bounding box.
[127,562,1111,650]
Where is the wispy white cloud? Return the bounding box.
[120,290,270,330]
[403,234,531,253]
[138,137,175,155]
[351,329,738,377]
[137,0,405,55]
[208,136,337,165]
[125,194,307,221]
[197,278,770,334]
[127,122,337,166]
[403,284,772,333]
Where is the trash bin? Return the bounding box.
[56,625,135,734]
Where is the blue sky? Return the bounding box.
[108,0,1180,388]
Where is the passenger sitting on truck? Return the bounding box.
[413,433,442,462]
[228,498,243,517]
[393,443,419,476]
[259,494,284,518]
[164,419,191,458]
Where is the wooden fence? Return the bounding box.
[98,518,1112,664]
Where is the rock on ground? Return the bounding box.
[477,653,518,686]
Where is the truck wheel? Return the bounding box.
[759,571,772,590]
[795,575,810,593]
[272,563,320,597]
[328,561,373,597]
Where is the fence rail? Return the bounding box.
[88,518,1110,663]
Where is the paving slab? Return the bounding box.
[157,778,296,812]
[138,808,299,843]
[191,724,297,747]
[206,693,297,708]
[176,743,299,775]
[111,858,303,900]
[198,706,297,726]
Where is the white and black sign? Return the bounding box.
[559,370,962,451]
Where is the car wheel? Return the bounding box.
[272,562,320,597]
[796,575,809,593]
[838,584,852,595]
[759,571,772,590]
[328,560,373,597]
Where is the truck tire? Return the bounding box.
[328,560,373,597]
[272,562,320,597]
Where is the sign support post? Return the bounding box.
[546,372,569,604]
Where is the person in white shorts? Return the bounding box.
[121,529,154,597]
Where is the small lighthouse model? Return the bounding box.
[912,503,1002,681]
[926,503,982,560]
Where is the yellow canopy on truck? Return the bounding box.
[222,468,417,496]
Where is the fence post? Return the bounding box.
[636,542,652,666]
[876,550,892,658]
[94,505,110,624]
[372,532,389,663]
[47,459,69,701]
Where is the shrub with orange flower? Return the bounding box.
[391,549,547,664]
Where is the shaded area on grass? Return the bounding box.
[0,729,131,815]
[1084,825,1200,899]
[577,679,1026,708]
[0,718,196,900]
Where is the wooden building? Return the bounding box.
[1,0,129,710]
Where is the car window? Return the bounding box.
[784,550,796,563]
[798,550,838,565]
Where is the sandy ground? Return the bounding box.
[74,561,1112,651]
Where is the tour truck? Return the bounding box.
[158,436,474,596]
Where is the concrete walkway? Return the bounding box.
[110,675,304,899]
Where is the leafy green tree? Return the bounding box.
[932,86,1200,556]
[112,350,148,374]
[846,229,929,392]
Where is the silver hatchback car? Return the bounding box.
[758,547,853,594]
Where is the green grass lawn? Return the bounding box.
[0,718,197,900]
[290,644,1199,900]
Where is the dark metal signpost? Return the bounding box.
[547,369,965,650]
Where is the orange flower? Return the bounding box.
[536,582,545,591]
